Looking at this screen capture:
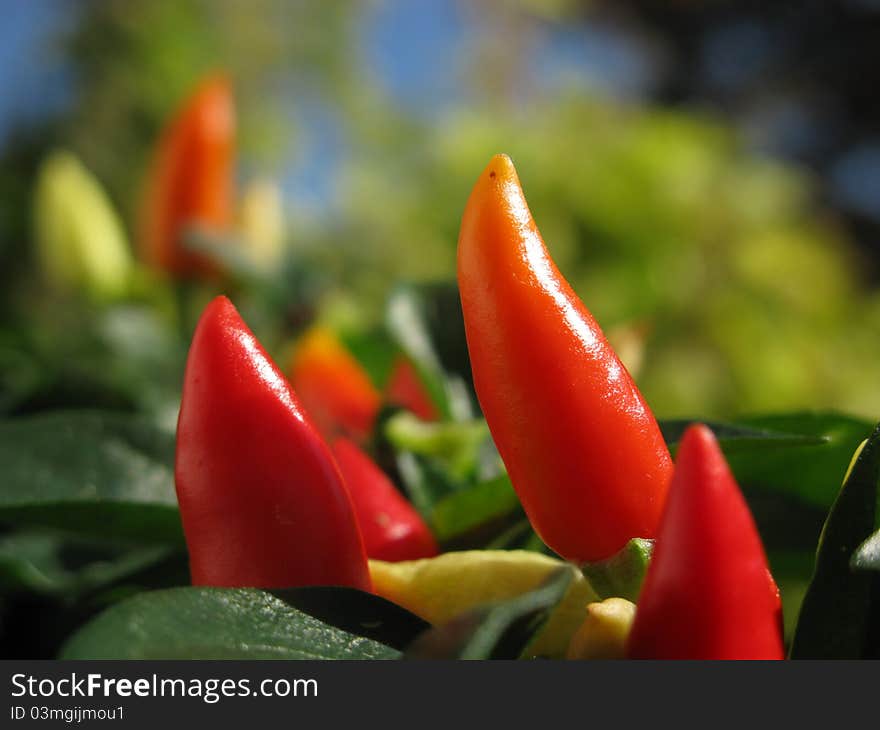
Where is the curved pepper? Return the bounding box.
[566,598,636,660]
[175,296,371,591]
[385,356,438,421]
[457,154,672,562]
[139,74,235,277]
[626,424,784,660]
[369,550,596,658]
[332,438,438,562]
[289,326,381,441]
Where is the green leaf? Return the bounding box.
[485,519,544,551]
[340,328,398,390]
[430,475,522,544]
[385,283,474,421]
[0,410,182,543]
[660,418,826,450]
[789,423,880,659]
[268,586,430,651]
[60,587,402,659]
[0,529,175,598]
[385,411,490,480]
[405,566,573,659]
[394,451,462,519]
[728,413,874,510]
[580,538,654,602]
[664,413,873,510]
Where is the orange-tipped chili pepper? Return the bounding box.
[175,296,371,591]
[626,424,784,660]
[289,326,381,441]
[457,154,672,563]
[139,74,235,277]
[385,356,438,421]
[332,438,438,562]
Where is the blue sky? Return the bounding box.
[0,1,652,143]
[0,0,73,143]
[0,1,649,211]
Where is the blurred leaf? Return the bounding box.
[385,411,489,480]
[485,519,544,551]
[0,411,182,543]
[405,566,573,659]
[340,327,398,390]
[430,475,521,544]
[580,538,653,602]
[394,451,461,519]
[2,370,139,417]
[0,530,175,598]
[183,228,266,283]
[60,587,401,659]
[385,283,473,421]
[789,423,880,658]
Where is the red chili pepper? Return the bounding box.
[385,356,439,421]
[288,326,381,441]
[457,154,672,563]
[175,296,371,591]
[332,438,439,562]
[139,74,235,277]
[626,424,784,660]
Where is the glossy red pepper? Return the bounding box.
[139,74,235,277]
[626,424,784,660]
[175,296,371,591]
[385,356,439,421]
[457,154,672,563]
[332,438,439,562]
[288,326,381,442]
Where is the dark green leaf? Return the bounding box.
[664,413,873,510]
[790,422,880,658]
[660,418,826,450]
[485,519,542,551]
[394,452,461,519]
[580,538,653,602]
[385,283,474,421]
[431,475,521,544]
[405,566,573,660]
[0,410,182,543]
[269,586,429,651]
[0,529,175,598]
[340,328,398,390]
[723,413,874,510]
[60,587,401,659]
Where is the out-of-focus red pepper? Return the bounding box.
[288,326,381,441]
[626,424,784,660]
[139,74,235,277]
[332,438,438,562]
[457,154,672,563]
[384,356,438,421]
[175,296,371,591]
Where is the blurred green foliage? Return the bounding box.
[1,0,879,422]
